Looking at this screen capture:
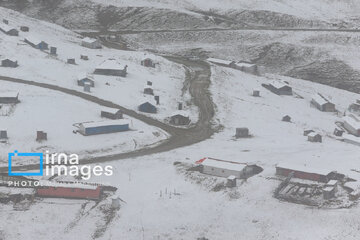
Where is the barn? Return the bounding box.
[77,73,95,87]
[94,59,127,77]
[207,58,235,67]
[78,120,130,136]
[81,37,102,49]
[233,61,258,74]
[311,93,336,112]
[138,101,157,113]
[195,157,257,179]
[1,58,18,68]
[170,111,190,125]
[24,36,49,50]
[266,81,293,95]
[276,163,333,183]
[343,114,360,137]
[36,182,102,200]
[0,23,18,36]
[141,58,156,68]
[0,92,19,104]
[101,107,123,119]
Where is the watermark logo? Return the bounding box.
[8,150,43,176]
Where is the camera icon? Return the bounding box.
[8,150,43,176]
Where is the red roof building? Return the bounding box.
[36,182,102,200]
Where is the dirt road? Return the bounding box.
[0,54,218,172]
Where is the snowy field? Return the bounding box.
[0,7,198,124]
[0,81,168,166]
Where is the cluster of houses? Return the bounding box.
[207,58,258,75]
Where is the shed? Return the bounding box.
[226,175,237,188]
[1,58,18,68]
[101,107,123,119]
[143,86,154,95]
[0,23,18,36]
[170,111,190,125]
[195,157,257,179]
[20,26,29,32]
[0,130,8,140]
[141,58,156,68]
[36,182,102,200]
[311,93,336,112]
[276,163,333,183]
[343,114,360,137]
[81,37,102,49]
[307,132,322,143]
[282,115,291,122]
[50,47,57,55]
[94,59,127,77]
[77,73,95,87]
[0,92,19,104]
[266,81,292,95]
[67,58,76,65]
[83,84,91,93]
[138,101,157,113]
[235,128,249,138]
[24,36,48,50]
[80,55,89,60]
[252,89,260,97]
[111,197,121,209]
[36,131,47,141]
[234,61,258,74]
[78,120,130,136]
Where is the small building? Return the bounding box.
[81,37,102,49]
[138,101,157,113]
[141,58,156,68]
[36,131,47,141]
[333,128,344,137]
[50,47,57,55]
[0,23,18,36]
[111,197,121,209]
[252,89,260,97]
[195,157,257,179]
[311,93,336,112]
[226,175,237,188]
[0,130,8,140]
[170,111,190,125]
[94,59,127,77]
[101,107,123,120]
[0,92,19,104]
[265,81,292,95]
[143,86,154,95]
[1,58,18,68]
[303,129,314,136]
[207,58,235,67]
[36,182,102,200]
[77,73,95,87]
[24,36,48,50]
[307,132,322,143]
[67,58,76,65]
[78,120,130,136]
[20,26,29,32]
[276,163,333,183]
[343,114,360,137]
[147,81,152,86]
[235,128,249,138]
[282,115,291,122]
[323,186,336,200]
[80,55,89,60]
[233,61,258,74]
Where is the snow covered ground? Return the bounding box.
[0,81,168,166]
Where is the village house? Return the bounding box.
[235,128,249,138]
[36,182,102,200]
[264,80,293,95]
[94,59,127,77]
[101,107,123,120]
[138,101,157,113]
[207,58,235,67]
[141,58,156,68]
[24,36,49,50]
[311,93,336,112]
[170,111,191,125]
[81,37,102,49]
[78,120,130,136]
[343,114,360,137]
[143,85,154,95]
[195,157,258,179]
[0,92,19,104]
[233,61,258,74]
[77,73,95,87]
[20,26,29,32]
[303,129,314,136]
[276,163,334,183]
[0,23,18,36]
[1,58,18,68]
[282,115,291,122]
[308,132,322,143]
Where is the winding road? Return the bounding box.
[0,43,218,172]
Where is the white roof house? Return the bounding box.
[235,62,256,68]
[207,58,234,66]
[312,93,329,106]
[0,23,15,32]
